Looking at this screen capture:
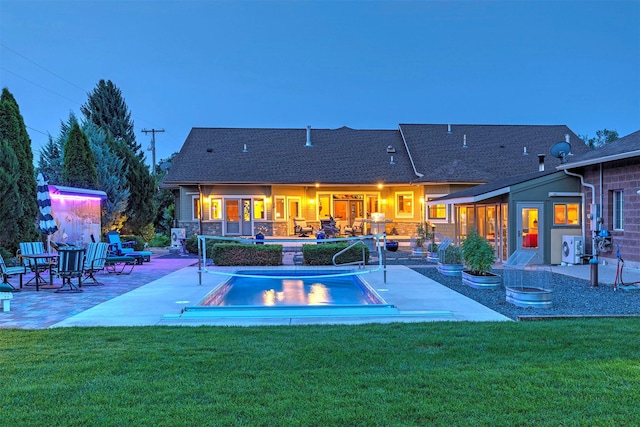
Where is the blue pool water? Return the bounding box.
[198,270,385,307]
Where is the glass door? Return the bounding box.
[225,200,240,235]
[517,202,543,262]
[288,197,301,235]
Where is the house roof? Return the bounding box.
[162,126,415,186]
[556,130,640,169]
[398,124,591,183]
[161,124,593,187]
[430,170,559,204]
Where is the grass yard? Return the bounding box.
[2,319,640,426]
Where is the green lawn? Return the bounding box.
[2,319,640,426]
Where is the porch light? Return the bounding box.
[309,198,315,205]
[377,183,383,189]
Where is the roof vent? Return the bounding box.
[206,147,213,153]
[447,124,452,134]
[463,134,468,148]
[538,154,545,171]
[305,125,312,147]
[565,134,570,143]
[386,145,396,154]
[390,155,395,165]
[523,146,528,156]
[242,144,248,153]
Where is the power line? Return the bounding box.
[1,43,87,93]
[0,67,82,106]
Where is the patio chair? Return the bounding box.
[83,242,109,285]
[18,241,48,271]
[0,253,27,291]
[105,231,152,263]
[52,247,86,292]
[320,216,339,238]
[343,218,364,236]
[293,218,313,237]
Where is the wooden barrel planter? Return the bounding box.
[462,271,502,289]
[505,287,553,309]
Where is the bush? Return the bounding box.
[211,244,282,266]
[443,245,463,264]
[149,234,171,248]
[461,228,496,274]
[302,243,370,266]
[140,223,156,243]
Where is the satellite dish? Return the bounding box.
[550,141,572,163]
[159,162,172,171]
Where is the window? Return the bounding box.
[395,192,413,218]
[554,203,580,225]
[192,196,200,220]
[427,196,447,221]
[613,190,624,230]
[253,199,265,220]
[274,197,285,220]
[210,198,222,220]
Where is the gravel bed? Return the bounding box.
[410,266,640,320]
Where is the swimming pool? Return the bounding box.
[198,270,386,307]
[180,269,399,318]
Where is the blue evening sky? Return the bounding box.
[1,0,639,168]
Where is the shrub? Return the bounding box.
[461,228,496,275]
[149,234,171,248]
[140,223,156,243]
[211,244,282,266]
[443,245,463,264]
[302,243,370,266]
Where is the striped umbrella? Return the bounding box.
[37,172,58,237]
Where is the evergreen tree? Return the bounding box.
[0,88,39,242]
[83,122,130,233]
[153,153,177,235]
[81,80,141,155]
[81,80,155,233]
[62,122,98,189]
[0,140,21,252]
[37,135,64,184]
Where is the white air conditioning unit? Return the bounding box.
[562,235,583,264]
[171,228,186,247]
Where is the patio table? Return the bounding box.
[21,253,58,291]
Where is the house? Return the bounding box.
[556,130,640,268]
[161,123,591,259]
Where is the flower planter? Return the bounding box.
[437,262,464,277]
[462,271,502,289]
[426,252,439,262]
[386,241,399,252]
[505,287,553,309]
[412,247,425,256]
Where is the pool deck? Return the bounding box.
[3,251,639,329]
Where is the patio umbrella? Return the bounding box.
[36,172,58,251]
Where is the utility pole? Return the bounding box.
[141,128,165,175]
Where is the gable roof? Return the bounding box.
[399,124,591,182]
[162,124,593,187]
[162,126,415,185]
[557,130,640,169]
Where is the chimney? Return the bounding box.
[538,154,545,171]
[305,125,312,147]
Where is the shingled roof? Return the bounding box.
[399,124,591,182]
[557,129,640,169]
[162,124,593,186]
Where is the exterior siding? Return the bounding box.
[583,158,640,267]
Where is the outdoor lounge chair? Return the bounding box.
[52,247,86,292]
[343,218,364,236]
[83,242,109,285]
[0,253,27,291]
[106,231,152,263]
[293,218,313,237]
